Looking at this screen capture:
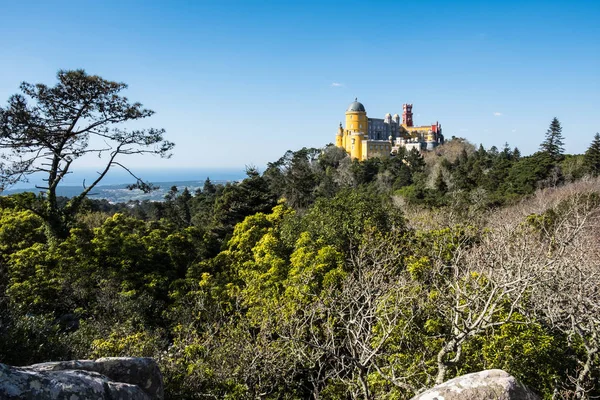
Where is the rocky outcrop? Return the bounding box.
[0,357,163,400]
[411,369,540,400]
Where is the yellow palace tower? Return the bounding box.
[336,98,371,160]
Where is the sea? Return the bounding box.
[1,167,248,203]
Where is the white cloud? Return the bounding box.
[512,129,517,133]
[493,112,502,116]
[331,82,344,87]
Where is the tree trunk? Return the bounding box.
[575,346,598,399]
[436,339,456,384]
[358,368,371,400]
[44,202,69,243]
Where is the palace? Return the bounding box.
[335,99,444,161]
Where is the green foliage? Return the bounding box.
[560,154,587,182]
[88,323,165,359]
[351,157,382,185]
[405,147,425,172]
[461,315,570,398]
[6,243,62,314]
[301,188,405,253]
[539,117,565,159]
[2,119,599,399]
[502,152,556,196]
[584,132,600,176]
[0,208,46,262]
[211,167,277,244]
[264,147,321,209]
[284,232,345,309]
[163,186,193,228]
[0,313,73,365]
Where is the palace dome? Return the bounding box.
[347,99,366,112]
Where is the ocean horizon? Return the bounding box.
[2,167,252,203]
[6,167,250,190]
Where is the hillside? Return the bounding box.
[1,134,600,399]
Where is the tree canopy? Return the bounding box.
[0,69,174,239]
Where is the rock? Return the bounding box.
[411,369,540,400]
[0,357,163,400]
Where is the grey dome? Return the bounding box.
[347,98,366,112]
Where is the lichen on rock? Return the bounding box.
[411,369,541,400]
[0,357,163,400]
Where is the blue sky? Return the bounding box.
[1,0,599,171]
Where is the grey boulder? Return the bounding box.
[411,369,540,400]
[0,357,163,400]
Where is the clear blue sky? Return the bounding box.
[1,0,599,170]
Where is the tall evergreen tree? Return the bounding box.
[540,117,565,159]
[513,147,521,160]
[434,171,448,194]
[202,177,217,195]
[406,147,425,172]
[584,133,600,176]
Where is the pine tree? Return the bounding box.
[458,148,469,164]
[434,171,448,194]
[203,177,217,195]
[406,147,425,172]
[477,144,486,157]
[0,70,173,240]
[513,147,521,160]
[584,133,600,176]
[540,117,565,159]
[502,142,512,159]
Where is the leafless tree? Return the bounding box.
[280,234,419,399]
[526,181,600,399]
[430,222,548,384]
[424,182,599,384]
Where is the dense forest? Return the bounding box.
[1,129,600,398]
[1,72,600,399]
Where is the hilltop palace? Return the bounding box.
[335,99,444,161]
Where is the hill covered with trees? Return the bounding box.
[1,72,600,399]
